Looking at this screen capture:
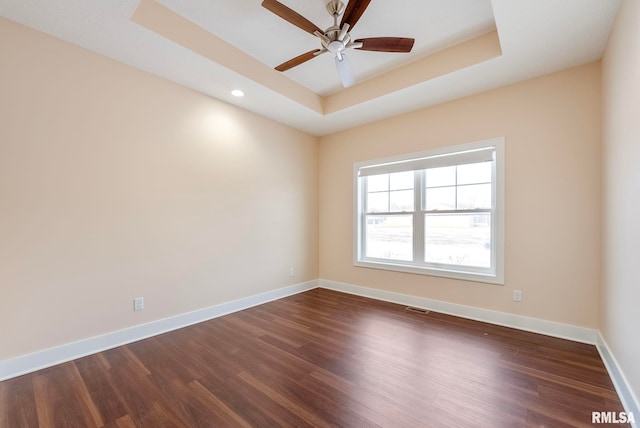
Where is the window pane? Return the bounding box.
[425,186,455,211]
[426,166,455,188]
[390,171,414,190]
[366,215,413,261]
[457,183,491,209]
[367,192,388,213]
[367,174,389,192]
[457,162,491,185]
[424,213,491,268]
[389,190,414,212]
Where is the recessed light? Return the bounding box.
[231,89,244,97]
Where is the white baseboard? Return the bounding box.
[0,280,318,382]
[596,333,639,428]
[319,279,598,344]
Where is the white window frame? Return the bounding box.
[353,138,505,285]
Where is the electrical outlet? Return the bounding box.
[133,297,144,311]
[513,290,522,302]
[289,267,294,277]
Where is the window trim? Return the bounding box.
[353,138,505,285]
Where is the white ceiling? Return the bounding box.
[0,0,621,136]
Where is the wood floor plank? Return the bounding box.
[32,363,101,428]
[0,288,630,427]
[74,353,129,424]
[115,414,137,428]
[187,380,253,427]
[66,362,104,427]
[0,374,39,427]
[237,371,332,428]
[100,350,183,427]
[195,373,315,427]
[301,369,431,427]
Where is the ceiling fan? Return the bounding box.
[262,0,415,88]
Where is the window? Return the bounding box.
[354,139,504,284]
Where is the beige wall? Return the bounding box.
[601,0,640,405]
[0,18,318,360]
[319,62,602,328]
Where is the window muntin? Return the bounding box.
[355,140,504,284]
[366,171,414,213]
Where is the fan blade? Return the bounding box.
[335,54,355,87]
[355,37,415,52]
[262,0,323,36]
[340,0,372,31]
[275,49,322,72]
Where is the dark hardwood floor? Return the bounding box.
[0,288,628,427]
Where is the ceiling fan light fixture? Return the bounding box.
[335,53,355,88]
[327,40,345,53]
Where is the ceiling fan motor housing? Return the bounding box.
[322,25,351,53]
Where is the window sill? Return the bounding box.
[354,259,504,285]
